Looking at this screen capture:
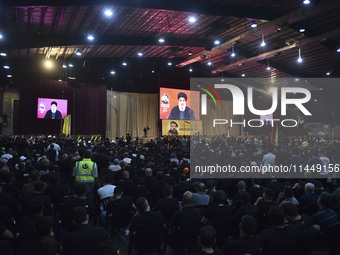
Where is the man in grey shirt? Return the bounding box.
[192,182,210,206]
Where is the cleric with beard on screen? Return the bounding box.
[168,92,195,120]
[44,101,63,119]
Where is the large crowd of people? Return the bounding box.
[1,134,340,255]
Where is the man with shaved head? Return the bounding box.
[139,168,157,195]
[171,191,201,229]
[192,182,210,207]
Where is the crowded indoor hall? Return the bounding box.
[1,0,340,255]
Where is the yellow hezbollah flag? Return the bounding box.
[62,114,71,136]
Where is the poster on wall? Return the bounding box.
[162,120,202,136]
[160,88,200,120]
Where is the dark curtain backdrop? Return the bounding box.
[18,79,106,136]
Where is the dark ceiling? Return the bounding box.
[0,0,340,93]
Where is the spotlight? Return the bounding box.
[260,35,266,47]
[207,61,212,66]
[188,16,197,23]
[0,53,6,56]
[267,66,271,71]
[189,68,193,72]
[3,65,9,69]
[45,60,53,69]
[251,21,257,28]
[68,64,74,67]
[110,70,116,75]
[231,45,236,57]
[58,79,62,82]
[122,62,127,66]
[152,70,155,73]
[104,9,113,17]
[158,38,165,43]
[87,35,94,41]
[241,73,245,77]
[337,48,340,52]
[167,62,172,66]
[299,28,305,33]
[297,48,303,63]
[326,72,330,76]
[188,51,192,56]
[7,74,12,78]
[137,51,143,57]
[314,99,318,102]
[0,33,3,39]
[62,65,67,68]
[76,51,82,56]
[303,0,311,5]
[214,40,220,45]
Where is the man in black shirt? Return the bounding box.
[265,179,283,201]
[231,192,259,236]
[116,170,133,196]
[223,215,262,255]
[154,185,179,227]
[202,191,232,247]
[139,168,157,195]
[260,207,298,255]
[21,181,53,216]
[202,191,232,225]
[62,207,111,255]
[248,179,263,204]
[197,225,223,255]
[60,183,97,233]
[105,186,134,230]
[255,188,277,230]
[280,202,319,255]
[171,191,201,229]
[173,174,192,200]
[129,197,166,253]
[129,197,166,233]
[92,146,109,173]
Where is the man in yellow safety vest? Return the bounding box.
[72,149,99,200]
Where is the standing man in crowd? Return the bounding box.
[72,149,99,201]
[47,139,61,162]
